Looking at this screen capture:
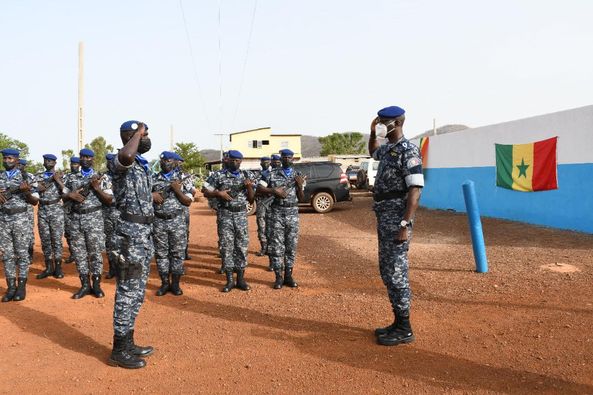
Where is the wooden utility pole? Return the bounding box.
[77,42,84,152]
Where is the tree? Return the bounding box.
[61,149,74,170]
[318,132,366,156]
[173,142,206,174]
[0,132,30,158]
[84,137,114,172]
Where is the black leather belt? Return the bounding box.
[120,211,154,224]
[40,197,62,206]
[73,205,102,215]
[373,191,407,202]
[272,201,298,208]
[221,205,245,213]
[155,210,183,220]
[1,206,28,215]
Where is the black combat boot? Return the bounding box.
[256,242,267,257]
[29,244,34,261]
[53,258,64,279]
[64,255,74,264]
[184,245,192,261]
[105,255,116,279]
[36,259,54,279]
[108,333,146,369]
[128,329,154,357]
[222,271,235,293]
[273,269,283,289]
[236,269,250,291]
[374,310,397,337]
[12,278,27,302]
[219,263,225,274]
[170,274,183,296]
[283,266,298,288]
[2,278,17,302]
[91,274,105,298]
[377,310,415,346]
[72,275,91,299]
[156,272,170,296]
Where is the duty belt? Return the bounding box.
[120,211,154,224]
[272,201,299,208]
[0,206,28,215]
[155,209,183,220]
[39,197,62,206]
[72,205,102,215]
[373,190,407,202]
[221,205,245,213]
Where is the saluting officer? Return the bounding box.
[35,153,66,279]
[259,149,305,289]
[0,148,39,302]
[152,151,193,296]
[368,106,423,346]
[202,150,255,292]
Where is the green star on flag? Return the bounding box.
[516,158,529,178]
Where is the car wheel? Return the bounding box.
[246,201,256,216]
[312,192,334,213]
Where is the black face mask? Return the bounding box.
[281,158,293,168]
[261,162,270,171]
[271,161,281,169]
[161,161,175,173]
[3,162,15,171]
[227,162,240,172]
[70,165,80,173]
[80,159,93,170]
[138,137,152,154]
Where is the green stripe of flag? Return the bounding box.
[495,143,513,189]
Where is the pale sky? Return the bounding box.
[1,0,592,163]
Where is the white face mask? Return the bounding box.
[375,123,388,139]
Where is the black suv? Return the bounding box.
[293,161,351,213]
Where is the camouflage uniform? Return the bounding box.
[255,168,273,253]
[34,172,65,264]
[152,172,192,276]
[0,169,38,279]
[102,171,120,275]
[111,155,154,337]
[372,137,423,315]
[263,167,303,270]
[181,173,195,259]
[64,170,109,276]
[205,169,253,272]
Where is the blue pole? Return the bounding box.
[462,180,488,273]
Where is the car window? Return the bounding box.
[372,162,379,170]
[294,164,313,178]
[314,164,334,178]
[361,162,368,171]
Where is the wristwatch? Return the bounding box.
[399,219,412,229]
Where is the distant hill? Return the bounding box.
[413,124,469,139]
[200,149,221,162]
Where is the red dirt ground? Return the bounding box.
[1,192,592,394]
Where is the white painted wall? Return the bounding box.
[411,105,593,168]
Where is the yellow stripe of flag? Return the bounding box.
[511,143,534,191]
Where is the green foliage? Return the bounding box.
[61,149,74,170]
[25,162,44,174]
[84,136,114,173]
[0,132,30,158]
[318,132,366,156]
[173,142,206,174]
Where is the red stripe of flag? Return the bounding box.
[532,137,558,191]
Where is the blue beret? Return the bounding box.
[279,149,294,157]
[271,154,281,160]
[227,150,243,159]
[19,159,27,165]
[378,106,405,119]
[159,151,176,160]
[79,148,95,157]
[70,156,80,163]
[120,120,148,132]
[260,156,271,161]
[176,154,184,162]
[1,148,20,157]
[43,154,57,161]
[105,153,115,161]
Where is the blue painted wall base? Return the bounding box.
[421,163,593,234]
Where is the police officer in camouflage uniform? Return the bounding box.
[175,155,195,261]
[34,154,66,280]
[63,157,80,264]
[203,150,255,292]
[18,159,36,262]
[63,148,113,299]
[103,153,120,279]
[152,151,193,296]
[255,156,272,257]
[259,149,305,289]
[108,120,154,369]
[264,154,282,271]
[0,148,39,302]
[369,106,423,346]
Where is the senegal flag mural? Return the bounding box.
[495,137,558,192]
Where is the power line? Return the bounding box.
[232,0,258,131]
[178,0,211,130]
[217,0,224,134]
